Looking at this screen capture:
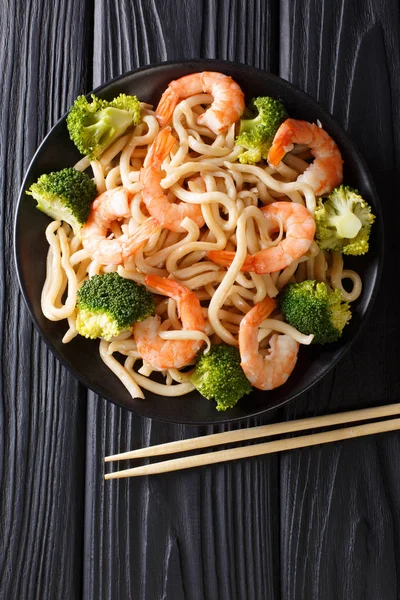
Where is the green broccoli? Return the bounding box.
[190,344,252,411]
[235,96,287,164]
[67,93,141,159]
[27,167,97,235]
[315,185,375,255]
[279,280,351,345]
[76,272,155,341]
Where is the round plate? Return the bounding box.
[14,59,384,424]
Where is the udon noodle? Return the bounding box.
[40,93,362,400]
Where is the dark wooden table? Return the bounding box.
[1,1,400,598]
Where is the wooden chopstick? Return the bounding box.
[105,417,400,479]
[105,402,400,462]
[104,403,400,479]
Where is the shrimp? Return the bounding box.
[140,128,205,233]
[80,187,160,265]
[267,118,343,196]
[208,201,315,273]
[133,275,206,370]
[239,297,299,390]
[155,72,245,134]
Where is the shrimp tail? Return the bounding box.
[155,88,180,127]
[246,297,276,325]
[267,141,287,168]
[145,274,189,299]
[267,119,299,167]
[144,127,176,168]
[122,217,161,259]
[207,250,257,273]
[132,216,161,244]
[143,274,206,334]
[207,250,236,268]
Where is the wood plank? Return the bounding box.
[279,1,400,597]
[0,1,93,597]
[85,1,281,598]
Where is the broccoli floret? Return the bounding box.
[27,167,97,235]
[235,96,287,164]
[67,93,141,159]
[76,272,155,340]
[279,280,351,345]
[315,185,375,255]
[190,344,252,411]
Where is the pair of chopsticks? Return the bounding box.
[104,403,400,479]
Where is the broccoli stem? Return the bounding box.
[239,114,262,134]
[331,211,362,239]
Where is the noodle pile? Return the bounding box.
[40,93,362,400]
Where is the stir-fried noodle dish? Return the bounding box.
[29,71,376,411]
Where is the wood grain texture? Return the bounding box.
[0,1,93,597]
[279,1,400,598]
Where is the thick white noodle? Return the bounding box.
[158,330,211,353]
[258,319,314,345]
[225,162,316,213]
[330,251,362,301]
[41,222,78,321]
[208,206,264,345]
[124,357,195,396]
[99,340,144,399]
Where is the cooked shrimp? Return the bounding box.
[239,298,299,390]
[134,275,206,370]
[208,201,315,273]
[81,187,160,265]
[268,118,343,196]
[140,128,205,233]
[155,72,245,134]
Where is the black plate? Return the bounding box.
[14,59,384,424]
